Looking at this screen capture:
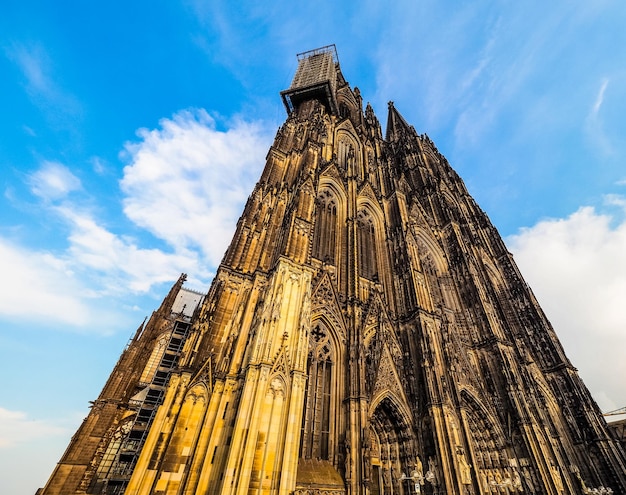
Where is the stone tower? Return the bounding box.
[40,46,626,495]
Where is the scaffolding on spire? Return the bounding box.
[281,44,340,115]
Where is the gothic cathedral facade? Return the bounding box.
[40,46,626,495]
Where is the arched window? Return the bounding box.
[357,209,378,280]
[96,419,133,479]
[339,103,351,120]
[312,189,338,264]
[301,323,334,460]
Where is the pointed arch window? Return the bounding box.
[96,419,133,479]
[421,253,444,308]
[357,209,378,280]
[339,103,351,120]
[312,189,338,264]
[301,323,334,460]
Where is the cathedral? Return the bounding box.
[39,46,625,495]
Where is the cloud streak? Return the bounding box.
[5,42,81,125]
[585,77,613,155]
[7,43,52,96]
[0,407,80,494]
[592,78,609,115]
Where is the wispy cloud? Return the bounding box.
[27,161,82,201]
[0,407,84,495]
[5,42,81,126]
[7,43,51,95]
[0,233,144,333]
[585,77,613,155]
[507,204,626,411]
[592,78,609,115]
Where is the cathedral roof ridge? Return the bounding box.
[179,286,207,297]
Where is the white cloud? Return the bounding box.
[0,208,203,330]
[121,109,273,266]
[0,407,68,448]
[605,193,626,211]
[59,206,205,293]
[0,110,274,329]
[0,238,92,326]
[507,204,626,411]
[27,161,82,201]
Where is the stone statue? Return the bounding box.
[415,455,423,476]
[427,456,439,485]
[457,452,472,485]
[344,436,352,478]
[551,464,564,493]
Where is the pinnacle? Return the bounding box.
[385,101,414,142]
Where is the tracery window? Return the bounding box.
[312,189,338,264]
[421,253,444,308]
[96,420,133,478]
[301,324,334,460]
[357,209,378,280]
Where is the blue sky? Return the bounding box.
[2,1,626,493]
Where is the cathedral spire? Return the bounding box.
[385,100,415,142]
[156,272,187,316]
[280,44,340,115]
[39,48,626,495]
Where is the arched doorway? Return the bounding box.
[369,396,419,495]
